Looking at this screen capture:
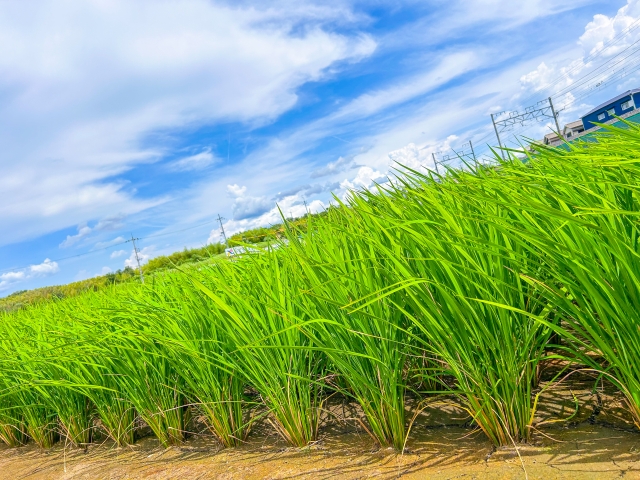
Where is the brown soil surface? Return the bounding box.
[2,378,640,479]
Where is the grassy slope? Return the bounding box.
[0,215,318,313]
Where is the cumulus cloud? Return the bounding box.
[110,249,128,259]
[232,196,273,220]
[124,246,154,268]
[0,258,60,291]
[226,184,274,220]
[339,166,387,194]
[519,0,640,114]
[274,182,341,201]
[207,193,326,244]
[59,224,93,248]
[227,184,247,197]
[387,135,460,172]
[29,258,60,275]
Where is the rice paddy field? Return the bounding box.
[2,123,640,478]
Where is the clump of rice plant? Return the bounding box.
[125,274,247,448]
[192,253,326,448]
[280,211,413,451]
[319,169,551,446]
[0,399,27,447]
[473,124,640,429]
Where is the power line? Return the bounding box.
[552,42,640,101]
[0,239,131,275]
[0,217,222,276]
[142,219,217,240]
[557,60,640,112]
[519,17,640,106]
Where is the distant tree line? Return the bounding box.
[0,210,325,313]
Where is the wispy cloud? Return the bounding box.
[167,149,218,172]
[0,0,375,247]
[60,214,127,248]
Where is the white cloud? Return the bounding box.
[60,215,129,248]
[520,62,559,92]
[207,193,326,244]
[227,184,247,197]
[328,51,483,123]
[519,0,640,115]
[95,214,126,232]
[124,246,154,269]
[311,155,358,178]
[59,224,93,248]
[338,166,386,197]
[0,258,60,291]
[167,149,217,172]
[29,258,60,275]
[225,184,273,220]
[0,0,376,247]
[387,135,462,172]
[95,236,127,248]
[232,195,273,220]
[110,249,127,259]
[101,266,112,275]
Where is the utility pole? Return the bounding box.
[431,152,440,175]
[469,140,477,165]
[129,234,144,284]
[217,214,229,248]
[490,113,506,160]
[548,97,562,137]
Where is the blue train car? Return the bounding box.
[581,89,640,130]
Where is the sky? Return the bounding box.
[1,0,639,295]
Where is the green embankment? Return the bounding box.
[1,124,640,452]
[0,217,314,313]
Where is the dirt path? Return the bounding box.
[2,424,639,479]
[2,383,640,479]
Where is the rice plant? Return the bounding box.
[311,170,552,446]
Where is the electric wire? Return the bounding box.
[0,219,220,276]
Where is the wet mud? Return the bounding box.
[1,378,639,479]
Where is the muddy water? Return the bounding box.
[1,382,640,479]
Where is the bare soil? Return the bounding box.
[2,377,640,479]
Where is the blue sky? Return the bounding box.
[1,0,639,294]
